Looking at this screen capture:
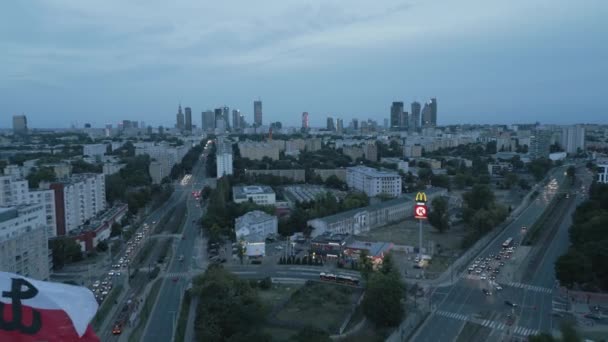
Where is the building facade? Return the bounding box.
[561,125,585,155]
[185,107,192,131]
[12,115,28,134]
[232,185,276,205]
[390,102,404,130]
[597,160,608,184]
[254,100,263,126]
[216,139,234,179]
[346,166,402,198]
[176,105,185,130]
[0,205,50,280]
[238,141,280,160]
[235,210,277,244]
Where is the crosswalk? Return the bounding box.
[434,310,540,337]
[507,282,553,294]
[164,271,193,278]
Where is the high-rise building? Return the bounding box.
[336,119,344,134]
[421,102,432,128]
[411,101,421,131]
[202,110,215,132]
[254,100,263,127]
[232,110,241,130]
[216,138,233,179]
[352,119,359,131]
[12,115,28,134]
[185,107,192,131]
[561,125,585,154]
[0,204,50,280]
[302,112,309,130]
[239,113,246,129]
[529,129,552,159]
[430,98,437,126]
[390,102,404,130]
[400,111,409,130]
[176,105,185,130]
[326,117,336,131]
[222,106,231,131]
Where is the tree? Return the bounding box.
[26,167,56,188]
[110,222,122,237]
[528,333,556,342]
[428,197,450,233]
[431,174,450,189]
[359,250,374,280]
[49,238,83,269]
[567,165,576,184]
[559,321,581,342]
[289,326,332,342]
[555,249,592,288]
[504,172,518,189]
[362,271,405,327]
[96,240,108,252]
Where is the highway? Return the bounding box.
[141,159,207,342]
[412,166,579,342]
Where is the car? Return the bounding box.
[584,314,601,321]
[476,269,482,274]
[275,246,284,250]
[521,226,528,231]
[499,262,505,266]
[482,289,492,296]
[489,275,496,281]
[494,285,503,291]
[108,271,115,276]
[505,300,518,307]
[172,277,179,282]
[480,274,487,280]
[112,323,122,335]
[115,272,121,276]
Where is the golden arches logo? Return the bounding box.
[415,192,427,203]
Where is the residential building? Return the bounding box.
[529,129,552,159]
[363,142,378,162]
[136,143,188,184]
[49,173,106,236]
[176,105,185,130]
[403,144,423,158]
[0,205,50,280]
[305,138,323,152]
[216,139,233,179]
[2,164,32,179]
[416,157,442,169]
[185,107,192,131]
[149,161,164,184]
[51,163,73,180]
[12,115,28,134]
[238,141,279,160]
[380,158,409,172]
[232,185,276,205]
[487,162,513,176]
[102,162,126,176]
[342,145,364,161]
[390,102,404,130]
[346,166,402,198]
[245,169,306,182]
[83,144,107,160]
[597,160,608,184]
[327,117,336,131]
[235,210,277,257]
[71,204,127,252]
[561,125,585,155]
[313,169,347,182]
[254,100,263,126]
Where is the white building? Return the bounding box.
[49,173,106,236]
[0,204,50,280]
[136,143,188,184]
[82,144,107,160]
[561,125,585,155]
[597,160,608,184]
[232,185,276,205]
[235,210,278,244]
[346,166,402,198]
[380,158,409,173]
[216,139,233,179]
[102,162,126,176]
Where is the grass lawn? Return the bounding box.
[262,327,298,342]
[258,284,300,309]
[276,282,358,333]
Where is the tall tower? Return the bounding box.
[326,117,336,131]
[336,118,344,134]
[301,112,309,130]
[222,106,231,131]
[185,107,192,131]
[410,101,421,131]
[254,100,263,127]
[421,101,432,128]
[176,105,185,130]
[12,115,28,135]
[232,110,241,130]
[430,98,437,126]
[390,102,404,130]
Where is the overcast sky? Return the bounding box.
[1,1,607,128]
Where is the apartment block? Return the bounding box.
[238,141,280,160]
[0,204,50,280]
[346,166,402,198]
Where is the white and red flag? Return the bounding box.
[0,271,100,341]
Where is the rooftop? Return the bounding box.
[347,165,399,177]
[311,196,411,225]
[346,241,393,257]
[232,185,275,200]
[235,210,276,226]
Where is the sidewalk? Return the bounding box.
[385,305,428,342]
[183,296,199,342]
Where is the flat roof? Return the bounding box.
[346,241,393,257]
[232,185,275,200]
[311,196,411,225]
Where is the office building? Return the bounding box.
[529,129,552,159]
[232,185,276,205]
[254,100,263,126]
[232,110,241,130]
[336,118,344,134]
[302,112,309,130]
[421,102,432,128]
[176,105,185,130]
[561,125,585,155]
[202,110,215,132]
[390,102,404,130]
[346,166,402,198]
[411,101,421,131]
[12,115,28,135]
[222,106,231,131]
[50,173,106,236]
[352,119,359,131]
[239,112,246,129]
[0,205,50,280]
[327,117,336,131]
[429,98,437,126]
[185,107,192,131]
[216,138,233,179]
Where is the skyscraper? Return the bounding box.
[239,113,246,129]
[400,111,409,130]
[429,98,438,126]
[421,102,432,128]
[176,105,185,130]
[352,119,359,130]
[232,110,241,130]
[390,102,404,130]
[336,118,344,134]
[185,107,192,131]
[222,106,231,131]
[202,110,215,132]
[12,115,28,134]
[411,101,421,131]
[254,100,263,126]
[326,117,336,131]
[530,129,551,159]
[561,125,585,154]
[302,112,309,130]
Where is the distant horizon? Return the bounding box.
[1,1,606,128]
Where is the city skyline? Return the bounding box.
[1,1,607,128]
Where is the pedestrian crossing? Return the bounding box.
[435,310,469,322]
[434,310,541,337]
[507,282,552,294]
[164,271,193,278]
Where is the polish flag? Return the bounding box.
[0,271,100,342]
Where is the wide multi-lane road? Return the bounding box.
[141,160,207,342]
[413,166,578,342]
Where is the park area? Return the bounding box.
[262,282,362,340]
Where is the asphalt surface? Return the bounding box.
[141,161,206,342]
[412,166,581,342]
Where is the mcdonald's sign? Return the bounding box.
[415,192,427,203]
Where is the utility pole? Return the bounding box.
[418,219,423,259]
